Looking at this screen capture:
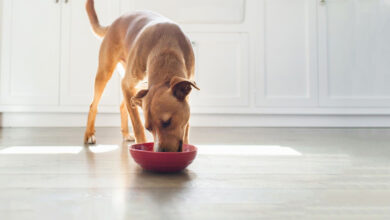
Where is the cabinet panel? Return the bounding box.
[188,33,249,108]
[319,0,390,106]
[256,0,318,107]
[1,0,61,105]
[125,0,245,24]
[60,0,120,107]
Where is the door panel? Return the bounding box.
[188,33,249,107]
[1,0,61,105]
[124,0,245,24]
[256,0,318,107]
[319,0,390,106]
[60,0,120,107]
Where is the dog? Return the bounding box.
[84,0,199,152]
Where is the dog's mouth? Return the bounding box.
[178,140,183,152]
[157,140,183,152]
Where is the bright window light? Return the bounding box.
[88,145,119,153]
[0,146,83,154]
[197,145,302,156]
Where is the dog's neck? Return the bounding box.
[147,48,187,87]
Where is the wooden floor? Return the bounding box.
[0,127,390,219]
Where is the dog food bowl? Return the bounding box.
[129,142,197,172]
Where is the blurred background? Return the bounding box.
[0,0,390,127]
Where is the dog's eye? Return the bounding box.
[161,119,171,128]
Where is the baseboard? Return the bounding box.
[1,112,390,127]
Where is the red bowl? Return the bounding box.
[129,142,197,172]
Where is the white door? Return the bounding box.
[318,0,390,107]
[188,33,250,108]
[60,0,121,108]
[255,0,318,107]
[0,0,61,105]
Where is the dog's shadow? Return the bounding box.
[130,165,196,205]
[83,141,197,207]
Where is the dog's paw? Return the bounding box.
[87,135,96,144]
[123,133,135,142]
[84,134,96,144]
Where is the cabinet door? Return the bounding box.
[188,33,249,108]
[0,0,61,105]
[255,0,318,107]
[60,0,120,107]
[319,0,390,107]
[121,0,245,24]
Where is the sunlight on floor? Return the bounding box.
[0,145,119,154]
[0,146,83,154]
[0,144,301,156]
[197,145,302,156]
[88,145,119,153]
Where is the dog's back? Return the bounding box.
[86,1,194,79]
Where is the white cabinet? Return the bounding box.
[189,33,249,107]
[0,0,61,105]
[125,0,246,24]
[318,0,390,107]
[0,0,120,108]
[60,0,120,106]
[255,0,318,107]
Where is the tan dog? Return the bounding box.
[84,0,199,152]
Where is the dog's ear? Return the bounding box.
[131,89,148,108]
[170,76,199,101]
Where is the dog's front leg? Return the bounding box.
[184,123,190,144]
[120,100,135,141]
[121,80,147,143]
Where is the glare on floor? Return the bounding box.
[0,145,120,154]
[88,145,119,153]
[197,145,302,156]
[0,144,301,156]
[0,146,83,154]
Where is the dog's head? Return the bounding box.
[131,76,199,152]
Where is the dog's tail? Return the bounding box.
[85,0,109,37]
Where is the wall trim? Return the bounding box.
[1,112,390,127]
[1,105,390,115]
